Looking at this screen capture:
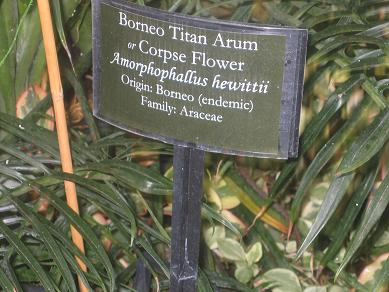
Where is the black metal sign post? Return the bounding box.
[92,1,307,290]
[170,146,204,291]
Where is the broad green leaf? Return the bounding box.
[217,238,246,262]
[262,269,302,292]
[0,219,58,291]
[321,166,378,266]
[60,0,81,21]
[233,204,290,269]
[303,287,326,292]
[336,172,389,277]
[338,109,389,174]
[245,242,262,266]
[0,0,18,114]
[14,6,41,97]
[234,264,253,284]
[71,6,93,76]
[204,225,225,250]
[28,42,46,85]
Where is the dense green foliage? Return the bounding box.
[0,0,388,291]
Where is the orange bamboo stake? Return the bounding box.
[36,1,88,291]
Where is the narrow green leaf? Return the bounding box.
[296,171,355,259]
[134,191,169,241]
[264,2,302,26]
[310,24,368,45]
[372,257,389,291]
[52,0,74,70]
[136,237,170,278]
[340,55,389,73]
[291,98,369,222]
[293,1,320,20]
[338,109,389,175]
[362,79,388,109]
[305,11,356,28]
[0,219,58,291]
[336,172,389,277]
[0,112,97,164]
[80,160,173,195]
[198,269,214,292]
[6,193,77,292]
[0,266,15,291]
[52,172,137,242]
[202,204,241,238]
[0,164,26,182]
[36,185,116,291]
[61,248,93,292]
[309,36,387,64]
[63,68,100,141]
[321,166,378,266]
[326,262,368,291]
[0,112,60,160]
[0,142,50,173]
[270,75,364,198]
[2,247,24,292]
[205,270,254,292]
[42,216,107,291]
[230,5,252,22]
[226,168,287,227]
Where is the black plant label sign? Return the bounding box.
[93,0,307,158]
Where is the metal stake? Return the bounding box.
[170,145,205,292]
